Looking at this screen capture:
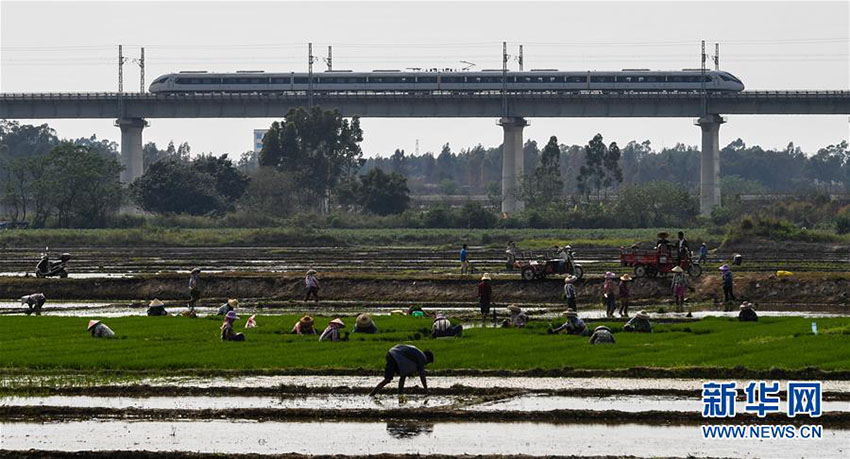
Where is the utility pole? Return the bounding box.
[502,41,508,117]
[118,44,124,93]
[518,45,523,71]
[327,45,332,71]
[700,40,707,116]
[308,42,314,108]
[139,47,145,93]
[714,42,720,70]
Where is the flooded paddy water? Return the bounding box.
[1,419,846,457]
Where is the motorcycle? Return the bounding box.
[35,249,70,278]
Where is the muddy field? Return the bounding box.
[2,240,849,458]
[3,239,849,277]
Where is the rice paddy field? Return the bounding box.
[1,228,849,458]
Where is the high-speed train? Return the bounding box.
[148,69,745,94]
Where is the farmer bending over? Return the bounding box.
[549,309,589,336]
[21,293,46,315]
[354,314,378,334]
[218,298,238,315]
[738,302,758,322]
[292,315,317,334]
[589,326,615,344]
[502,304,528,328]
[432,313,463,338]
[623,311,653,333]
[87,320,115,338]
[369,344,434,396]
[319,318,347,342]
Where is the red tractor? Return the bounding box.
[620,243,701,278]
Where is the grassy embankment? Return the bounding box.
[1,315,848,373]
[0,227,723,249]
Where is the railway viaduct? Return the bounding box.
[1,90,849,215]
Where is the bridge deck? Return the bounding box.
[1,90,848,118]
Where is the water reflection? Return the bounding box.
[385,421,434,439]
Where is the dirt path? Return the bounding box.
[3,271,850,310]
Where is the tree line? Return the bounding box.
[1,116,849,230]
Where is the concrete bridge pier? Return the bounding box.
[499,116,528,214]
[115,117,148,183]
[697,114,725,216]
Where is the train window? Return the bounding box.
[590,75,614,83]
[293,77,309,84]
[668,75,684,83]
[270,77,291,84]
[442,77,464,83]
[683,76,700,83]
[417,77,437,83]
[644,76,660,83]
[201,78,221,84]
[566,76,586,83]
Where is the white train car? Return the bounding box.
[148,69,745,94]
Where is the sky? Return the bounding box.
[1,0,849,159]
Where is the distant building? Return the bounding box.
[253,129,267,154]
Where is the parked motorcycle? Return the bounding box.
[35,249,70,278]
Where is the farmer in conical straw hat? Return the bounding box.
[87,319,115,338]
[549,309,589,336]
[432,312,463,338]
[738,302,758,322]
[188,268,201,310]
[618,274,632,318]
[624,310,653,333]
[354,313,378,334]
[589,325,615,345]
[147,298,167,316]
[218,298,239,316]
[319,318,346,342]
[221,310,246,342]
[720,264,735,303]
[477,273,493,324]
[564,275,578,311]
[501,304,528,328]
[603,272,618,318]
[671,265,688,312]
[292,315,317,335]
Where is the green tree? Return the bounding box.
[602,141,623,198]
[577,134,606,199]
[358,167,410,215]
[131,159,223,215]
[258,107,364,205]
[520,135,564,207]
[614,181,698,227]
[43,143,123,227]
[390,148,407,175]
[192,154,249,203]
